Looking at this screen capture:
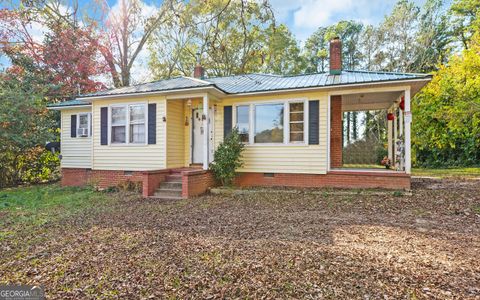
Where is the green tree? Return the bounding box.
[413,33,480,166]
[148,0,278,79]
[0,56,57,187]
[450,0,480,49]
[303,21,363,72]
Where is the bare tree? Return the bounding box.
[96,0,178,87]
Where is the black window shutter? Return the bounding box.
[308,100,319,145]
[223,106,232,139]
[148,103,156,144]
[70,114,77,138]
[100,107,108,145]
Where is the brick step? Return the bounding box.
[165,174,182,182]
[154,188,182,198]
[160,181,182,189]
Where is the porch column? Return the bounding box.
[387,108,393,161]
[393,105,397,166]
[203,94,209,170]
[404,88,412,174]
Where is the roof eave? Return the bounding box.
[47,104,92,110]
[76,85,226,101]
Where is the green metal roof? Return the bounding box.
[48,70,432,108]
[47,99,91,108]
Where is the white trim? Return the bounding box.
[49,105,91,110]
[203,94,209,170]
[76,112,91,137]
[327,95,331,171]
[404,88,412,174]
[108,102,148,146]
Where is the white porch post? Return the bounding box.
[203,94,209,170]
[404,88,412,174]
[387,108,393,161]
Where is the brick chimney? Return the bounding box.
[329,37,342,75]
[193,52,205,79]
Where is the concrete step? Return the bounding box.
[148,195,184,201]
[160,181,182,189]
[155,188,182,198]
[166,174,182,182]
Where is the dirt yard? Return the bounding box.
[1,178,479,299]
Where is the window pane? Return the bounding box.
[290,112,304,122]
[112,107,126,125]
[129,124,145,143]
[290,122,304,132]
[111,126,126,143]
[290,132,304,142]
[79,114,88,129]
[130,105,145,123]
[290,102,304,112]
[254,104,284,143]
[236,105,249,142]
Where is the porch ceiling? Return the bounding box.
[341,91,402,111]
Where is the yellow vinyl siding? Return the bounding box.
[60,108,92,168]
[92,96,166,171]
[166,100,185,168]
[216,91,328,174]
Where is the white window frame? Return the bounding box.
[108,102,148,146]
[77,113,91,137]
[233,98,309,146]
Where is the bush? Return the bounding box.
[210,128,245,186]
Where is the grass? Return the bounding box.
[412,167,480,178]
[0,184,111,233]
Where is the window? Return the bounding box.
[234,100,307,145]
[129,105,146,143]
[110,104,146,144]
[77,113,91,137]
[254,103,284,143]
[236,105,249,142]
[289,102,304,142]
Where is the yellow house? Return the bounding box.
[48,38,431,198]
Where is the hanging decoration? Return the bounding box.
[387,113,395,121]
[399,96,405,111]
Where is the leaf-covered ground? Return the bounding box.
[1,178,479,299]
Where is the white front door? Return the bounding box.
[191,108,214,164]
[192,108,204,164]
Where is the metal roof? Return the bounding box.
[47,99,91,108]
[48,70,431,107]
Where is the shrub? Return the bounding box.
[210,128,245,186]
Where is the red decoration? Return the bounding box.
[399,97,405,110]
[387,113,395,121]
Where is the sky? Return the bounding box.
[1,0,432,81]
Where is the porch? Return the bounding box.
[165,93,219,171]
[329,86,412,176]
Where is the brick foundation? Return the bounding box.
[61,168,170,197]
[235,171,411,190]
[330,95,343,168]
[181,169,216,198]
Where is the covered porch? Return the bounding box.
[165,93,219,171]
[329,86,412,175]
